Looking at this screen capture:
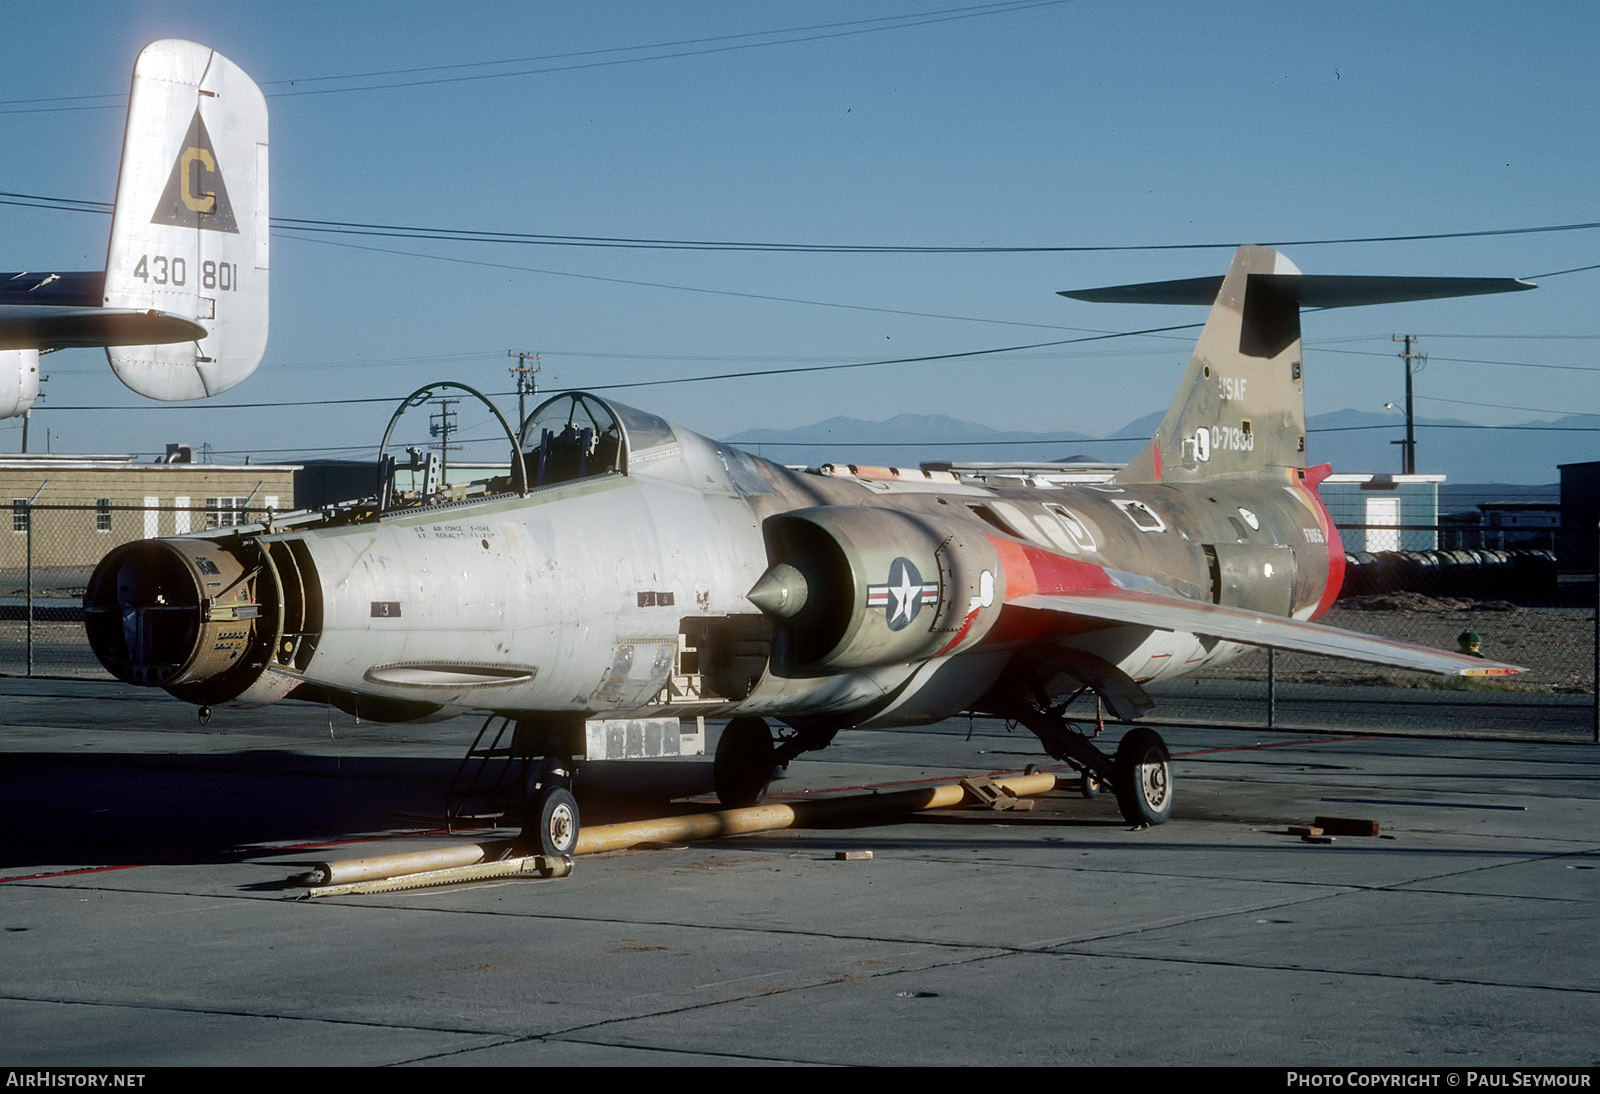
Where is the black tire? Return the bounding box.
[714,716,775,808]
[1113,727,1172,826]
[528,785,580,857]
[1081,771,1102,799]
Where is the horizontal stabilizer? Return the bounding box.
[1008,590,1523,677]
[0,271,105,308]
[0,307,205,351]
[1060,273,1536,308]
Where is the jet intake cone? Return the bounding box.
[747,563,809,619]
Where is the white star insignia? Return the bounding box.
[890,562,918,623]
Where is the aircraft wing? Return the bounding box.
[1007,590,1523,677]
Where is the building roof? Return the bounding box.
[0,454,300,472]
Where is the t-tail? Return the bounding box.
[0,40,268,418]
[1059,244,1536,484]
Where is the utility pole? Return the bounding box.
[429,397,460,482]
[508,351,541,431]
[1392,334,1423,475]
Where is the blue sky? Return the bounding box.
[4,1,1597,476]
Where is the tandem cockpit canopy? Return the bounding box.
[519,391,677,487]
[376,384,687,515]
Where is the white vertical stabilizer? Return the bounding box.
[104,40,269,400]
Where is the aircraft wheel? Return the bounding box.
[1113,727,1172,827]
[528,785,580,857]
[1081,771,1102,799]
[714,716,775,808]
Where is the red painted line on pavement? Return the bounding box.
[1176,735,1372,756]
[758,734,1375,800]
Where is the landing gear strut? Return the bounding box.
[524,757,580,856]
[992,660,1173,827]
[1019,712,1173,827]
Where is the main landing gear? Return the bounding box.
[712,717,838,809]
[1022,717,1173,826]
[1018,711,1173,827]
[979,649,1171,831]
[1110,726,1172,827]
[713,716,777,807]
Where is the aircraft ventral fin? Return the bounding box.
[1007,591,1524,678]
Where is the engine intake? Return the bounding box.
[84,534,314,706]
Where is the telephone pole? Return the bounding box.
[1392,334,1423,475]
[508,351,540,429]
[428,397,460,482]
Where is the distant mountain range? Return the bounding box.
[724,409,1598,486]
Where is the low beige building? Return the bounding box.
[2,453,299,574]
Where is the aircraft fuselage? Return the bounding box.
[85,408,1341,735]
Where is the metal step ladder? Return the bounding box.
[445,714,530,830]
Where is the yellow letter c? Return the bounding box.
[179,147,218,213]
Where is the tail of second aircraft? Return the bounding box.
[0,41,268,418]
[103,39,269,400]
[1059,245,1535,484]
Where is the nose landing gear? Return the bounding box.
[525,757,581,857]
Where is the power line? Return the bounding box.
[37,321,1209,411]
[1312,422,1600,434]
[31,315,1594,413]
[1415,333,1600,340]
[1419,395,1598,418]
[0,2,1073,113]
[120,415,1600,463]
[1520,261,1600,279]
[270,1,1074,99]
[278,233,1112,331]
[1313,345,1600,373]
[263,218,1600,255]
[9,190,1600,259]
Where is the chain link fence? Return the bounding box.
[4,506,1596,742]
[1,502,275,678]
[1163,527,1598,742]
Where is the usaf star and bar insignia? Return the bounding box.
[866,557,939,631]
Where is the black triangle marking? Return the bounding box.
[150,111,240,234]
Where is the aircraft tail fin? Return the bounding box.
[1058,246,1535,484]
[102,40,269,400]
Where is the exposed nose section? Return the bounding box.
[84,538,263,689]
